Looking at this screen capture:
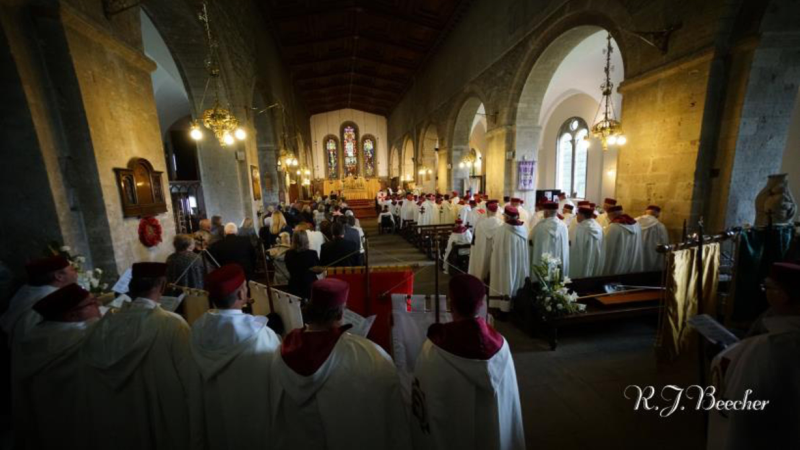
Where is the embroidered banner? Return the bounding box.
[517,160,536,191]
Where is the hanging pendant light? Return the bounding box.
[591,33,626,151]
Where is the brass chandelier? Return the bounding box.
[189,1,246,147]
[591,33,626,150]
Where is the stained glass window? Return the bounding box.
[342,125,359,176]
[556,117,589,199]
[363,136,375,177]
[325,137,339,179]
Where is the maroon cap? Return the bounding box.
[607,205,623,213]
[486,200,499,212]
[310,278,349,308]
[563,204,574,211]
[206,264,246,300]
[604,198,617,206]
[469,200,477,207]
[25,256,70,279]
[542,202,558,211]
[510,197,522,204]
[504,205,519,218]
[646,205,662,212]
[578,207,595,216]
[33,283,90,320]
[577,201,591,206]
[453,225,467,233]
[455,219,463,224]
[769,263,800,293]
[448,274,486,316]
[132,262,167,279]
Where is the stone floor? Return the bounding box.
[363,221,706,450]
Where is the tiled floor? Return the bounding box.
[363,222,706,450]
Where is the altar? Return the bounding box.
[324,175,381,200]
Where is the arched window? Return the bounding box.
[324,135,339,179]
[556,117,589,199]
[362,135,376,177]
[341,122,359,177]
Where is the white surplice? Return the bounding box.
[441,201,455,224]
[569,219,605,279]
[469,205,486,228]
[707,315,800,450]
[443,229,473,274]
[401,200,417,226]
[190,309,281,450]
[529,217,570,275]
[270,333,411,450]
[1,284,57,345]
[526,210,544,233]
[458,205,472,227]
[562,212,575,229]
[411,339,526,450]
[517,206,530,226]
[603,220,644,275]
[14,319,96,450]
[80,297,202,450]
[418,201,437,226]
[596,212,609,230]
[636,215,669,271]
[468,216,503,281]
[489,223,530,312]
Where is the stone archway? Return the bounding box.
[389,145,401,179]
[451,97,484,195]
[420,124,439,193]
[402,136,416,185]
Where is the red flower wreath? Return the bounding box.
[138,216,162,247]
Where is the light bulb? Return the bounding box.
[296,170,301,175]
[222,132,235,145]
[189,125,203,141]
[617,135,627,146]
[606,135,618,145]
[234,128,247,140]
[305,169,311,175]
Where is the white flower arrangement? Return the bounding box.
[531,253,586,320]
[47,241,108,295]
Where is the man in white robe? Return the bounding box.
[602,206,644,275]
[529,202,570,275]
[489,206,530,313]
[418,194,437,226]
[510,198,529,225]
[412,274,525,450]
[81,262,202,450]
[458,200,473,227]
[468,200,503,282]
[443,221,473,274]
[1,255,77,345]
[636,205,669,271]
[469,199,486,228]
[14,284,101,450]
[707,263,800,449]
[270,279,411,450]
[557,192,574,213]
[562,204,576,229]
[440,195,455,224]
[569,201,592,243]
[401,194,417,227]
[190,264,281,450]
[569,207,605,279]
[595,197,617,230]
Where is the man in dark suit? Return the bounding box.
[209,222,257,279]
[320,222,359,268]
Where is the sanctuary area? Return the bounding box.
[1,0,800,449]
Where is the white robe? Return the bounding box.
[0,284,57,345]
[190,309,281,450]
[636,215,669,271]
[270,332,411,450]
[489,224,530,312]
[707,315,800,450]
[441,201,455,224]
[569,219,605,279]
[401,200,417,225]
[603,221,644,275]
[468,216,503,281]
[417,201,436,226]
[529,217,570,275]
[517,206,530,226]
[307,229,326,257]
[458,206,473,227]
[562,212,575,229]
[596,212,609,230]
[568,217,580,243]
[81,297,203,450]
[527,210,544,233]
[14,319,96,450]
[412,339,526,450]
[469,205,486,228]
[443,230,473,274]
[558,198,574,213]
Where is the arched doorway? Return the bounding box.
[452,97,485,195]
[402,137,416,188]
[420,124,439,193]
[514,26,624,205]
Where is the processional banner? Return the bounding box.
[517,160,536,191]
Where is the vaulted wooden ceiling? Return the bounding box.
[259,0,470,116]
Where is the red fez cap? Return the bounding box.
[482,194,489,199]
[406,194,413,198]
[604,198,617,206]
[33,284,90,320]
[310,278,349,308]
[769,263,800,293]
[589,203,597,209]
[504,205,519,217]
[206,264,246,300]
[459,200,465,205]
[391,200,397,205]
[486,201,499,212]
[427,194,434,199]
[542,202,558,211]
[469,200,477,206]
[607,205,623,213]
[578,207,594,216]
[455,219,463,224]
[646,205,662,212]
[563,204,574,211]
[577,201,591,206]
[449,274,485,315]
[452,191,458,196]
[132,262,167,279]
[25,256,70,279]
[453,225,467,233]
[558,192,567,198]
[511,197,522,203]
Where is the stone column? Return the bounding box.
[512,123,542,205]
